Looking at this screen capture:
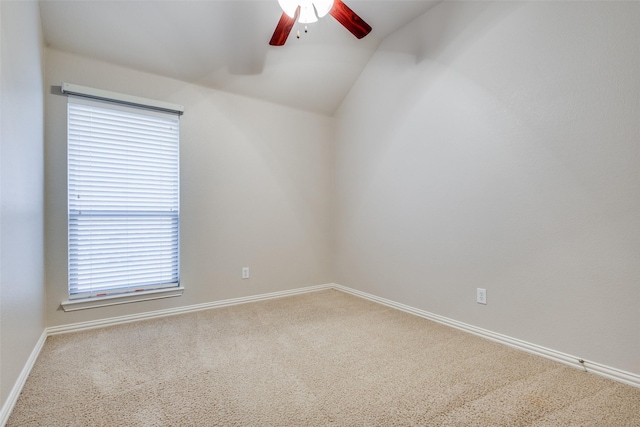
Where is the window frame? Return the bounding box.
[61,85,184,311]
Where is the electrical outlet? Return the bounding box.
[242,267,250,279]
[477,288,487,305]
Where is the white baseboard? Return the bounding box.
[0,330,47,427]
[47,284,333,335]
[332,283,640,389]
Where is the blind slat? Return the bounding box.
[68,99,180,299]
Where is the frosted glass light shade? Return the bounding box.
[277,0,299,18]
[298,4,318,23]
[277,0,335,20]
[314,0,334,18]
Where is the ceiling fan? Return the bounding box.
[269,0,372,46]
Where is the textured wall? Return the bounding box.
[44,49,334,327]
[0,0,45,409]
[334,1,640,375]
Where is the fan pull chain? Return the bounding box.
[296,24,311,41]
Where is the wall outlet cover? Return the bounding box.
[477,288,487,304]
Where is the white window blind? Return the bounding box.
[68,97,180,299]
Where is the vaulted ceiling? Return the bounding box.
[39,0,440,115]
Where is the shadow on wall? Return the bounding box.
[379,1,522,65]
[223,2,268,75]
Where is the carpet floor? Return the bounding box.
[7,289,640,426]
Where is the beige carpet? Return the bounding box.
[8,289,640,426]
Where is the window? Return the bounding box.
[67,93,181,301]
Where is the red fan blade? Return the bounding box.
[269,6,300,46]
[329,0,372,39]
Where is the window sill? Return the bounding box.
[61,287,184,312]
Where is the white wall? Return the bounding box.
[45,49,334,327]
[0,0,45,410]
[334,1,640,375]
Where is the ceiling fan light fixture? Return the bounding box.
[270,0,370,46]
[298,4,318,24]
[277,0,334,21]
[277,0,300,18]
[313,0,334,18]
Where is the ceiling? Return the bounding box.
[39,0,440,116]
